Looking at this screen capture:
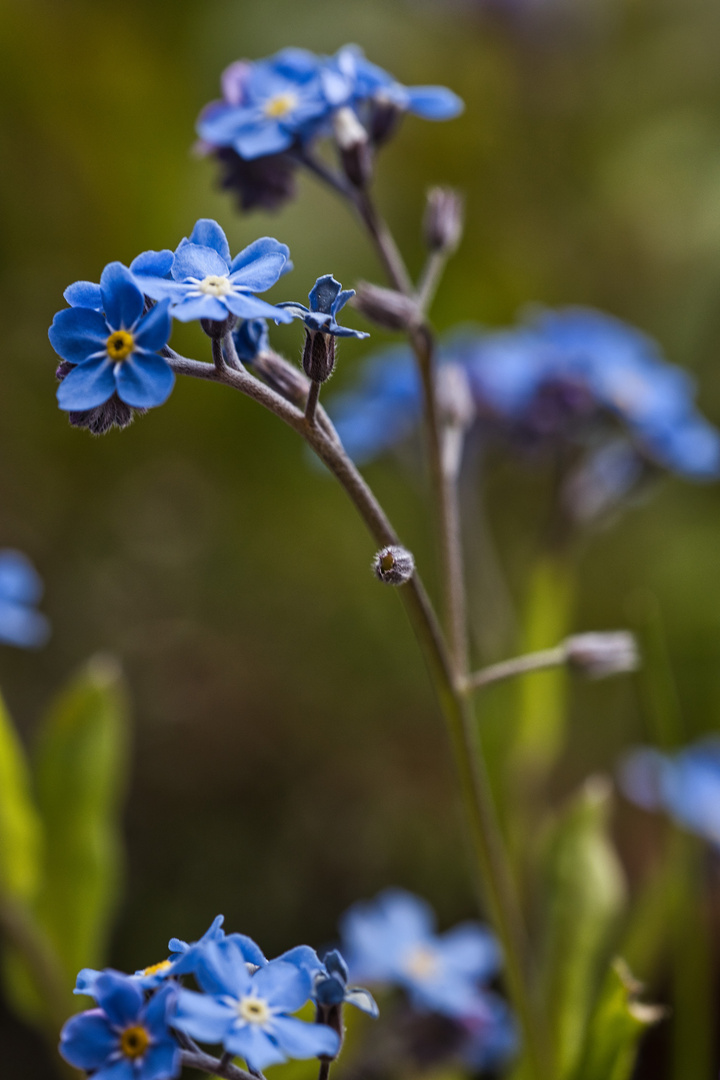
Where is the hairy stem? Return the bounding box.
[305,379,321,425]
[465,645,569,691]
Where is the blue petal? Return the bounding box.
[94,971,144,1027]
[344,987,379,1016]
[172,988,236,1044]
[64,281,103,310]
[252,960,311,1012]
[224,293,295,322]
[134,300,172,353]
[142,983,177,1035]
[234,121,294,160]
[59,1010,117,1070]
[225,932,268,969]
[275,945,323,977]
[0,551,43,605]
[100,262,144,329]
[229,237,291,276]
[229,252,289,293]
[195,939,254,998]
[438,923,501,982]
[130,249,174,278]
[309,275,343,314]
[332,289,355,316]
[224,1025,287,1071]
[188,220,232,263]
[170,295,230,323]
[73,968,104,997]
[405,86,464,120]
[57,357,116,411]
[131,277,189,303]
[92,1059,135,1080]
[0,600,50,648]
[115,355,175,409]
[172,243,229,282]
[49,307,109,365]
[270,1015,340,1060]
[137,1041,181,1080]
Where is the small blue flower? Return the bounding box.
[60,973,181,1080]
[459,993,519,1071]
[168,913,267,977]
[339,888,501,1018]
[172,940,340,1071]
[49,263,174,412]
[620,740,720,844]
[233,318,270,361]
[278,275,369,339]
[314,949,379,1018]
[0,550,50,649]
[133,220,294,327]
[197,49,332,160]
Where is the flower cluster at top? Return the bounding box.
[48,219,367,435]
[0,550,50,648]
[60,891,513,1079]
[331,307,720,519]
[620,739,720,846]
[195,45,464,211]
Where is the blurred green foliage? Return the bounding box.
[2,0,720,1074]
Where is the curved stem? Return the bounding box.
[180,1049,254,1080]
[465,645,568,691]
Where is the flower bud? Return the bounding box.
[250,350,311,407]
[352,282,421,332]
[368,95,404,146]
[333,107,372,189]
[302,330,336,384]
[373,545,415,585]
[423,188,464,255]
[201,313,238,339]
[564,631,639,679]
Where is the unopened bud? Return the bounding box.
[352,281,420,332]
[250,350,310,407]
[423,188,464,255]
[368,94,404,146]
[565,631,639,679]
[333,107,372,188]
[201,313,238,339]
[302,330,336,384]
[373,545,415,585]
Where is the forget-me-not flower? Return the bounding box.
[60,973,181,1080]
[133,219,294,326]
[0,550,50,648]
[49,263,174,412]
[339,888,501,1018]
[279,275,368,339]
[172,939,340,1070]
[620,739,720,845]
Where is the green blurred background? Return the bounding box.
[2,0,720,1073]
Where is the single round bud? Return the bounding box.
[200,313,238,339]
[564,631,639,679]
[333,107,372,189]
[302,330,336,384]
[352,281,420,332]
[423,187,464,255]
[373,545,415,585]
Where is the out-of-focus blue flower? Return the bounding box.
[60,973,181,1080]
[172,940,340,1070]
[278,275,369,339]
[49,263,174,412]
[339,888,501,1018]
[133,220,293,327]
[0,550,50,648]
[620,740,720,844]
[197,49,331,160]
[459,993,519,1071]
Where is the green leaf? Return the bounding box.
[32,655,130,984]
[569,959,665,1080]
[538,777,627,1077]
[0,689,42,903]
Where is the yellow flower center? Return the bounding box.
[106,330,135,362]
[238,995,271,1025]
[143,960,172,977]
[403,945,439,980]
[264,92,298,118]
[120,1025,150,1059]
[198,275,233,297]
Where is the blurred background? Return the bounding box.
[2,0,720,1074]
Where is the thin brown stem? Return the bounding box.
[305,380,321,425]
[465,645,568,692]
[180,1049,254,1080]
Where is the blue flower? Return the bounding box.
[0,550,50,648]
[197,49,332,160]
[49,263,174,412]
[326,45,464,126]
[459,993,519,1071]
[133,220,294,326]
[339,888,501,1018]
[313,949,379,1018]
[278,275,369,339]
[60,972,181,1080]
[233,318,269,362]
[172,940,340,1071]
[168,913,266,976]
[620,740,720,844]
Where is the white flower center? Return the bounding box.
[197,275,233,297]
[403,945,440,981]
[237,995,271,1025]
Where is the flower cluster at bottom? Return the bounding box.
[59,892,514,1078]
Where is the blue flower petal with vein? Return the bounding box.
[172,941,340,1071]
[132,219,294,326]
[0,550,50,648]
[49,263,174,412]
[620,739,720,845]
[60,973,181,1080]
[278,274,369,339]
[339,888,502,1018]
